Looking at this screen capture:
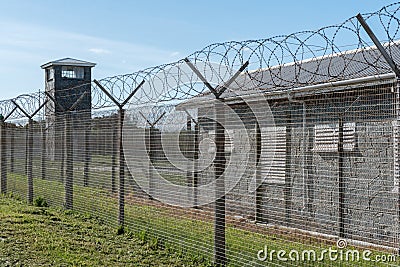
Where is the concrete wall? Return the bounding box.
[197,83,399,246]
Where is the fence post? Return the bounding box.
[214,99,226,266]
[64,112,73,209]
[306,124,314,214]
[10,126,14,173]
[27,118,33,203]
[185,110,200,207]
[357,14,400,248]
[118,108,125,226]
[59,117,65,183]
[138,110,166,201]
[284,110,292,226]
[93,79,145,229]
[11,99,47,202]
[0,117,7,194]
[83,118,90,187]
[111,124,117,193]
[184,58,248,266]
[45,90,87,209]
[186,116,192,201]
[338,117,345,238]
[25,127,28,177]
[255,123,263,223]
[148,126,155,199]
[193,122,199,208]
[41,126,46,180]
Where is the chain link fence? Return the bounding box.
[2,3,400,266]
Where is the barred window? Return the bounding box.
[61,66,84,79]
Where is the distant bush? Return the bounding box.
[34,196,48,207]
[116,225,124,235]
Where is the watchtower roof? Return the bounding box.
[41,58,96,69]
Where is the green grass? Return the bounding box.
[0,195,212,266]
[4,170,400,266]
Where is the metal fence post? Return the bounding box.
[41,126,46,180]
[11,99,47,202]
[111,124,117,193]
[184,58,248,266]
[59,117,65,183]
[138,110,166,201]
[0,117,7,194]
[184,110,200,208]
[45,91,87,209]
[214,99,226,266]
[93,79,145,229]
[25,127,28,177]
[357,13,400,248]
[193,122,199,208]
[65,112,73,209]
[186,116,192,201]
[83,119,90,187]
[338,117,345,238]
[10,126,14,173]
[255,123,263,223]
[148,126,155,200]
[284,110,292,226]
[27,118,33,203]
[118,108,125,226]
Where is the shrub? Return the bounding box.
[34,196,48,207]
[116,225,125,235]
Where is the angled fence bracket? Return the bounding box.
[45,91,88,209]
[93,79,145,228]
[184,58,249,266]
[12,99,48,203]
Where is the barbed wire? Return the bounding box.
[1,2,400,119]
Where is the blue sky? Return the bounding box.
[0,0,394,100]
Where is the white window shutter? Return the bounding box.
[261,126,286,184]
[314,122,356,152]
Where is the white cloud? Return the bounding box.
[170,51,180,57]
[89,48,111,54]
[0,20,184,98]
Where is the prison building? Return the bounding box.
[41,58,95,160]
[177,42,400,246]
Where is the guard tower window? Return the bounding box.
[61,66,84,79]
[46,68,54,81]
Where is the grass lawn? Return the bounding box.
[4,171,400,266]
[0,195,211,266]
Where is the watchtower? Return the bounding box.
[41,58,96,160]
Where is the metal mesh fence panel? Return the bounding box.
[4,3,400,266]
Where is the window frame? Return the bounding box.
[46,68,54,81]
[61,66,85,79]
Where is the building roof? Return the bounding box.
[243,41,400,92]
[198,41,400,101]
[40,58,96,69]
[176,41,400,109]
